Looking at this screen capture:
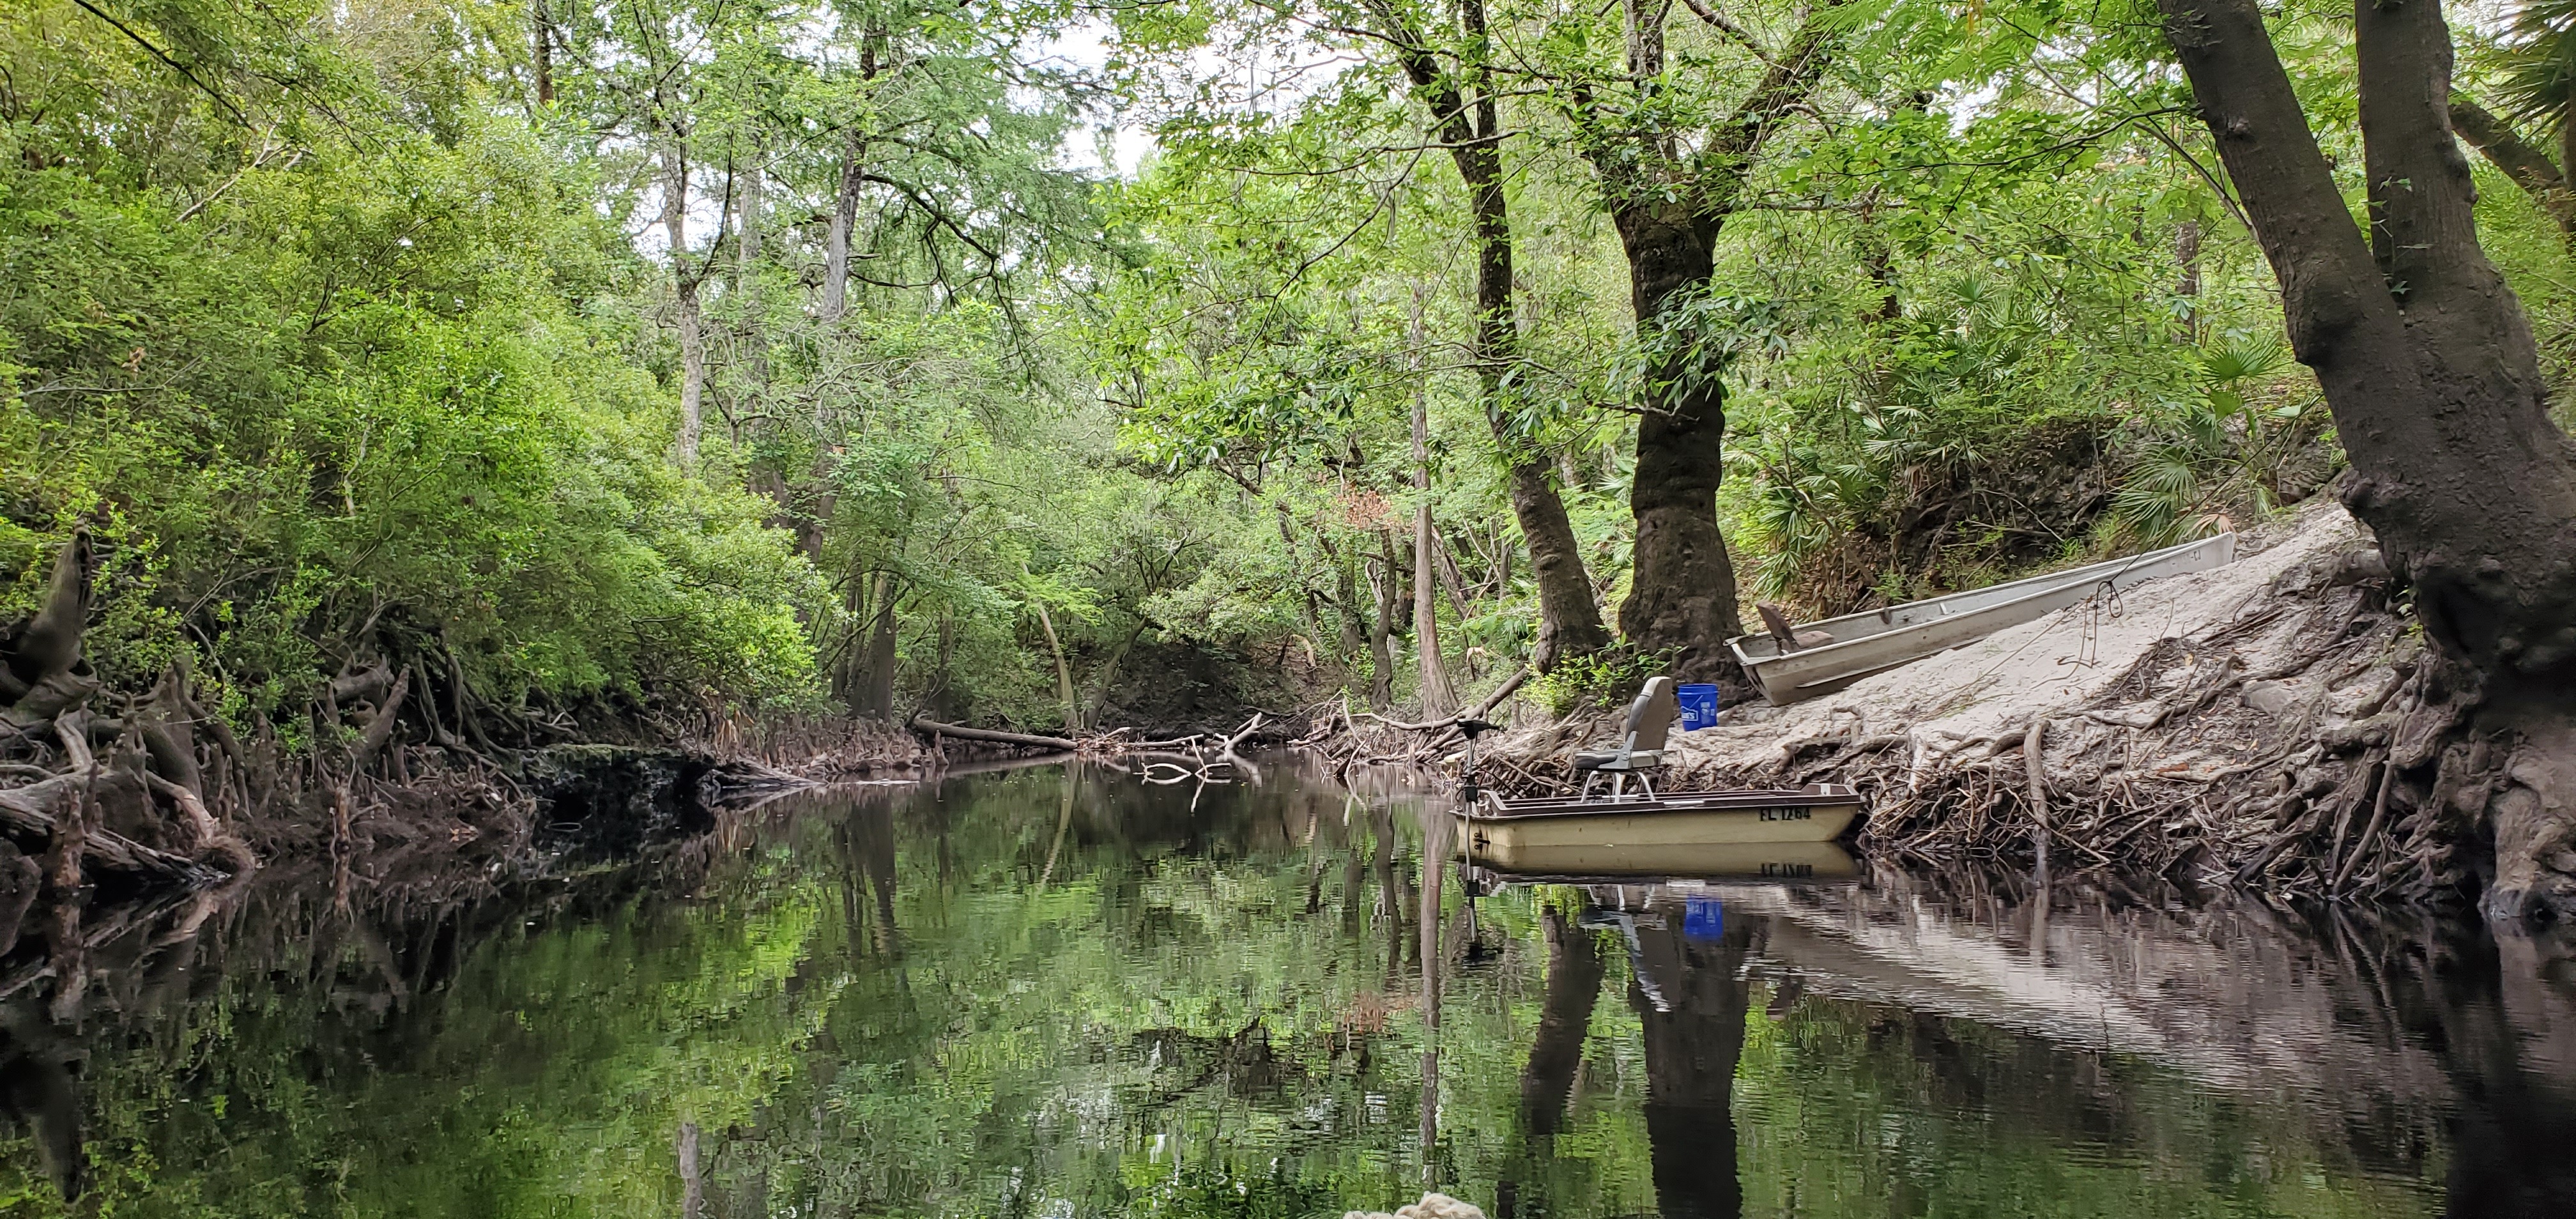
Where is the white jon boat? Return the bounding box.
[1727,532,2239,705]
[1461,838,1860,883]
[1457,785,1864,873]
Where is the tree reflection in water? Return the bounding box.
[0,762,2565,1216]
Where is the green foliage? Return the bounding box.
[0,7,825,723]
[9,0,2576,739]
[2490,0,2576,137]
[2107,335,2332,548]
[1526,646,1680,716]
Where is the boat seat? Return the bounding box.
[1758,602,1835,651]
[1573,676,1678,799]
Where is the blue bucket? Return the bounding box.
[1684,896,1725,942]
[1677,682,1721,732]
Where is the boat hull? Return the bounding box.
[1457,790,1860,873]
[1728,532,2238,705]
[1462,837,1859,880]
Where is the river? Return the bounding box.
[0,758,2569,1216]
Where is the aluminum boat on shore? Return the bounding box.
[1727,532,2239,705]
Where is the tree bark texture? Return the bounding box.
[736,159,763,294]
[823,128,865,325]
[1611,205,1747,677]
[821,37,883,326]
[677,1121,703,1219]
[2157,0,2576,921]
[860,572,899,719]
[1370,0,1613,672]
[531,0,553,105]
[1582,1,1843,678]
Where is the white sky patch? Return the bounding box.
[1032,11,1366,179]
[1034,15,1157,179]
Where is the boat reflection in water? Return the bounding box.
[1457,832,2576,1219]
[1462,838,1860,885]
[1463,841,1840,1219]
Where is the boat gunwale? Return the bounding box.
[1465,785,1861,822]
[1466,867,1862,887]
[1725,532,2238,670]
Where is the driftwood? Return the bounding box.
[911,719,1078,752]
[0,774,221,885]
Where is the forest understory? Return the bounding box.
[0,516,1314,914]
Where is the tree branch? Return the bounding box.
[69,0,250,126]
[1677,0,1774,61]
[2449,93,2576,233]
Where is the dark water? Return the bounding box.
[3,760,2573,1216]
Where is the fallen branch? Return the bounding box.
[910,718,1078,752]
[1215,714,1264,757]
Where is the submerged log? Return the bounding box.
[910,719,1077,752]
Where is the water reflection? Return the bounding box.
[0,760,2568,1216]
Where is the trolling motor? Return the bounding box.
[1453,717,1506,956]
[1455,718,1503,807]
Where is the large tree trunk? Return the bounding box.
[1610,205,1747,677]
[859,572,899,719]
[822,129,864,326]
[1369,0,1613,673]
[733,155,772,466]
[531,0,553,106]
[2156,0,2576,921]
[1579,0,1842,680]
[676,1121,703,1219]
[820,38,883,326]
[735,159,763,296]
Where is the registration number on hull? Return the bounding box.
[1757,807,1813,822]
